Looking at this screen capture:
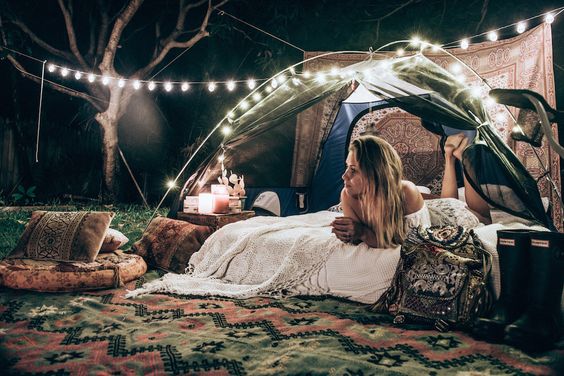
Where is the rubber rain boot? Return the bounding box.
[473,229,532,342]
[504,231,564,351]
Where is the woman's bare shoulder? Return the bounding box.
[401,180,424,215]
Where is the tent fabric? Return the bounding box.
[179,25,558,229]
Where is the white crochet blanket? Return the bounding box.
[126,211,345,299]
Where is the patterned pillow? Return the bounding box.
[426,198,481,229]
[131,216,214,273]
[99,228,129,252]
[8,211,114,263]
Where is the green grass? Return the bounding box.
[0,205,167,259]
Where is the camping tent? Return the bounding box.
[170,50,555,230]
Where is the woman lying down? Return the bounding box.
[126,135,545,303]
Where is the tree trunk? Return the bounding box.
[94,85,129,203]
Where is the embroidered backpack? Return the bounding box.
[371,225,494,332]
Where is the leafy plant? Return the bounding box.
[11,185,36,205]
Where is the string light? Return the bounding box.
[133,80,142,90]
[166,180,176,189]
[181,82,189,91]
[221,125,232,135]
[545,13,555,24]
[252,92,262,101]
[460,39,469,49]
[88,73,95,83]
[164,81,173,92]
[148,81,156,91]
[247,79,256,90]
[208,82,216,92]
[74,71,82,80]
[396,48,405,56]
[516,21,527,33]
[118,79,126,88]
[47,64,56,73]
[102,75,111,85]
[60,67,69,77]
[487,31,498,41]
[226,80,236,91]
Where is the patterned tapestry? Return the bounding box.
[1,270,561,375]
[294,24,561,230]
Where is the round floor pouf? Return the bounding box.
[0,250,147,292]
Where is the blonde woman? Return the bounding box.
[331,135,429,248]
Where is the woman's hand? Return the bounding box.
[331,216,363,244]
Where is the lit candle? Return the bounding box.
[213,194,230,214]
[198,193,214,213]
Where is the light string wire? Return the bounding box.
[35,60,46,163]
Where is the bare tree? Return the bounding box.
[1,0,227,201]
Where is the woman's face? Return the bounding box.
[342,151,365,198]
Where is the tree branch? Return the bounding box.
[135,0,227,78]
[99,0,143,74]
[95,0,110,65]
[57,0,89,70]
[475,0,489,33]
[11,19,75,62]
[5,54,105,112]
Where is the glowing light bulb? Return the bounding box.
[545,13,555,24]
[240,100,249,110]
[460,39,469,49]
[74,71,82,80]
[221,126,232,136]
[470,86,482,97]
[396,48,405,56]
[166,180,176,189]
[133,80,141,90]
[431,44,441,52]
[102,76,111,85]
[252,92,262,102]
[227,111,234,119]
[289,67,296,74]
[208,82,216,92]
[330,67,339,75]
[226,80,236,91]
[270,79,278,89]
[60,68,69,77]
[265,86,273,93]
[47,64,56,73]
[118,79,125,88]
[277,74,287,84]
[450,63,462,74]
[512,125,525,135]
[303,71,311,78]
[181,82,189,92]
[218,154,225,162]
[164,82,172,92]
[410,36,421,46]
[315,72,326,83]
[292,77,301,86]
[487,31,498,42]
[148,81,156,91]
[516,21,527,34]
[247,79,256,90]
[88,73,96,82]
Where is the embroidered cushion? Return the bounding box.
[426,198,481,229]
[0,250,146,292]
[8,211,114,263]
[131,216,214,273]
[100,228,129,252]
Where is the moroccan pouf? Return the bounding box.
[0,250,146,292]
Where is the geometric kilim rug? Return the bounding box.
[1,270,562,375]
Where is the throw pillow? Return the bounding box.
[8,211,114,263]
[100,228,130,252]
[131,216,214,273]
[426,198,481,229]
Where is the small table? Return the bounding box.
[176,210,255,230]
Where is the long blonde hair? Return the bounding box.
[350,135,405,248]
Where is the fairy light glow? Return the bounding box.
[545,13,555,24]
[410,36,421,46]
[252,92,262,101]
[396,48,405,56]
[330,67,339,75]
[118,79,126,88]
[460,39,469,49]
[47,64,56,73]
[470,86,482,97]
[450,63,462,74]
[292,77,301,86]
[265,86,273,93]
[270,79,278,89]
[487,31,498,42]
[240,100,249,110]
[315,72,326,83]
[208,82,216,92]
[88,73,95,83]
[516,21,527,33]
[60,68,69,77]
[221,125,232,135]
[218,154,225,162]
[164,81,173,92]
[181,82,189,91]
[303,71,311,78]
[226,80,236,91]
[74,71,82,80]
[166,180,176,189]
[495,113,507,122]
[247,79,256,90]
[133,80,141,90]
[148,81,156,91]
[102,76,110,85]
[277,74,287,84]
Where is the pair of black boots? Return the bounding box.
[473,229,564,351]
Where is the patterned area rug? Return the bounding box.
[1,270,562,375]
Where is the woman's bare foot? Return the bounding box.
[452,136,469,161]
[444,133,466,159]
